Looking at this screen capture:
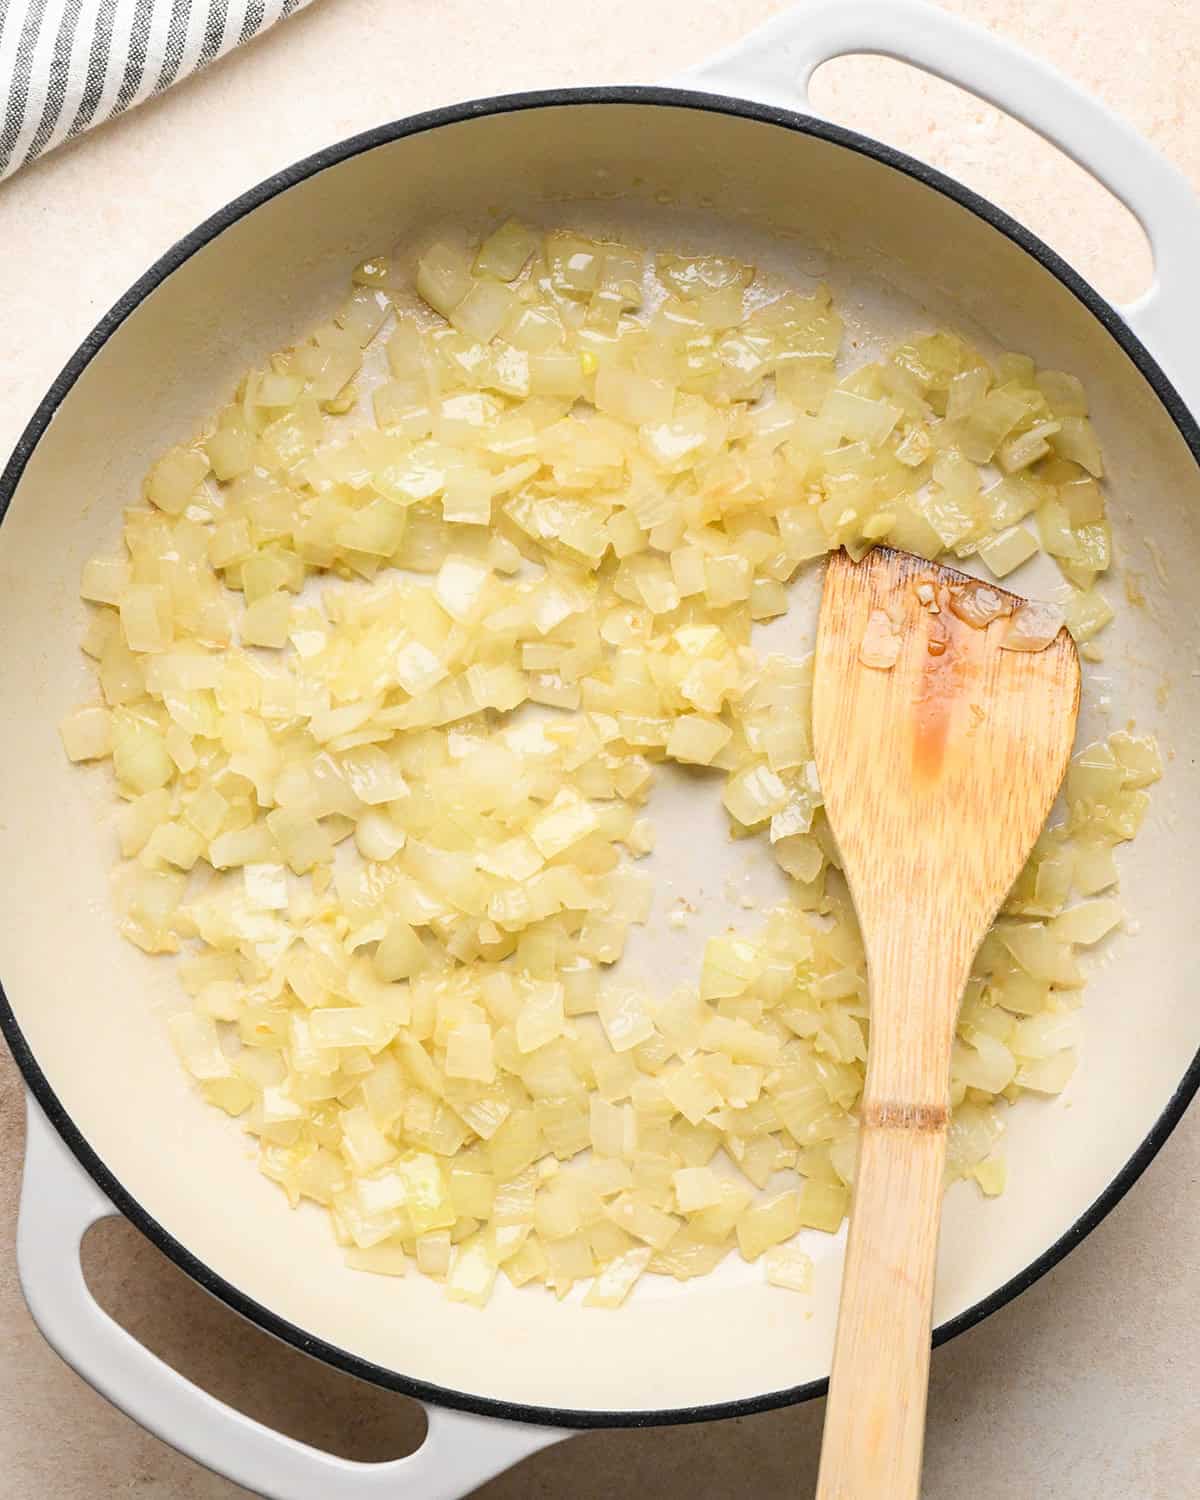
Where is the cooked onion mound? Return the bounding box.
[60,222,1160,1307]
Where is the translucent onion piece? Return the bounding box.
[1001,600,1067,653]
[947,581,1013,630]
[858,608,901,670]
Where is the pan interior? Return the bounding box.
[1,99,1197,1418]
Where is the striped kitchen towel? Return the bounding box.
[0,0,315,181]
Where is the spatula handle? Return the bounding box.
[815,1115,949,1500]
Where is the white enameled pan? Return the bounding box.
[2,3,1198,1496]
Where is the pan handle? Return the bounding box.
[678,0,1200,413]
[17,1097,566,1500]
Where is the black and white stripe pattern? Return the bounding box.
[0,0,313,180]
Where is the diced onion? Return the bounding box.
[763,1242,813,1292]
[947,581,1012,630]
[62,219,1156,1310]
[858,608,901,669]
[1001,600,1066,653]
[59,704,112,762]
[1050,899,1122,945]
[977,524,1039,579]
[474,220,540,282]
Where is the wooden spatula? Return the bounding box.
[812,546,1080,1500]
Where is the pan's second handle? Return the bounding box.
[18,1098,567,1500]
[677,0,1200,413]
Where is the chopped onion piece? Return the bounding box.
[1063,586,1113,643]
[583,1246,652,1307]
[168,1013,232,1081]
[346,1244,408,1277]
[146,446,209,515]
[858,608,901,669]
[947,582,1012,630]
[598,988,655,1053]
[474,219,539,281]
[1001,600,1066,653]
[60,705,112,761]
[666,714,731,765]
[736,1190,801,1260]
[672,1166,722,1212]
[446,1236,498,1307]
[595,366,674,427]
[1052,415,1105,477]
[416,243,473,317]
[763,1243,813,1293]
[515,981,565,1053]
[978,524,1039,579]
[451,279,518,343]
[1050,899,1122,945]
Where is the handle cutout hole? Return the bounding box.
[809,54,1153,307]
[82,1217,428,1464]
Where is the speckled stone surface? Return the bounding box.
[1,2,1197,1495]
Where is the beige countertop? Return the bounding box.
[1,1,1197,1495]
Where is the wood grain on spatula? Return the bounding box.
[812,546,1080,1500]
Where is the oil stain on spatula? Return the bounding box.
[812,546,1080,1500]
